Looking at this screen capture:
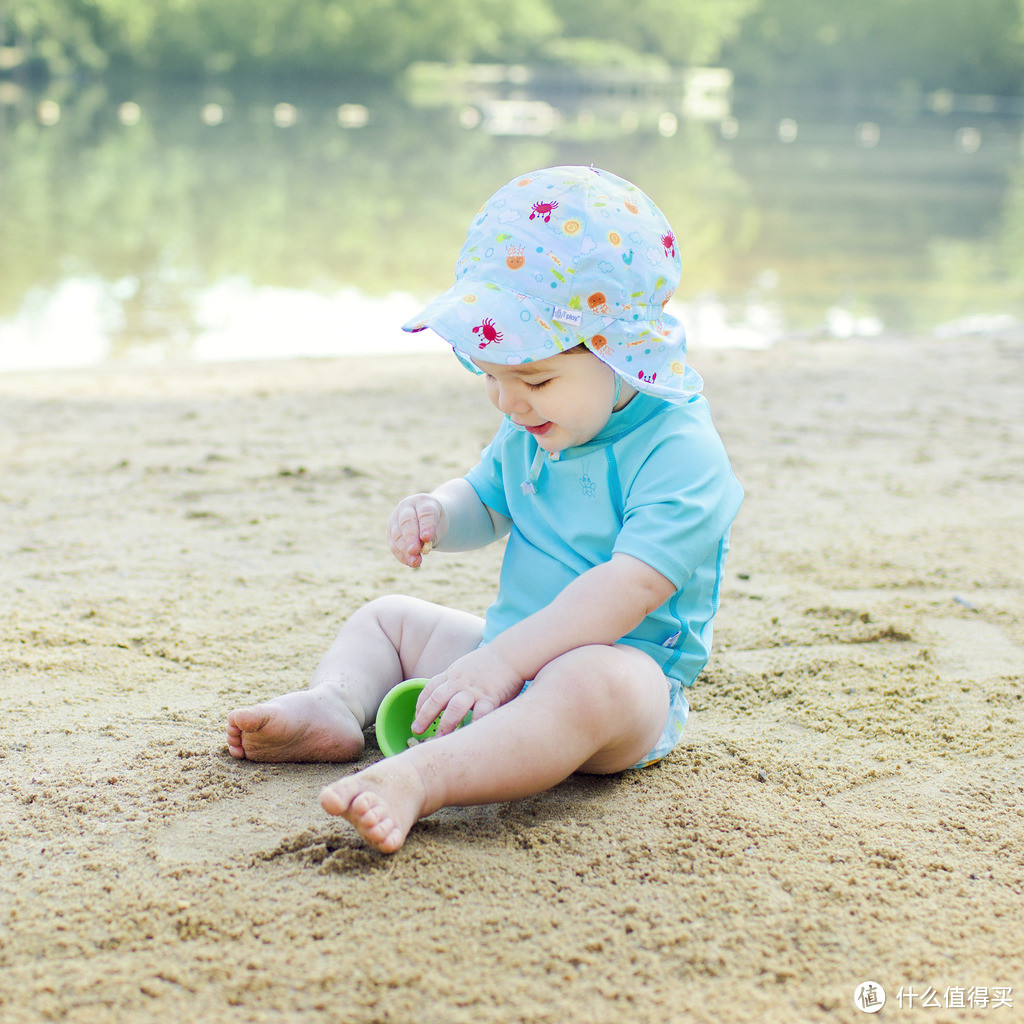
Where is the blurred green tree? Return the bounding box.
[2,0,1022,94]
[124,0,562,77]
[2,0,109,76]
[547,0,755,68]
[1,0,563,79]
[722,0,1024,97]
[2,0,752,80]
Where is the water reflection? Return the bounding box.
[0,79,1021,371]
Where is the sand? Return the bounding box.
[1,332,1022,1023]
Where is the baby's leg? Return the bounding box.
[226,596,484,762]
[321,643,669,852]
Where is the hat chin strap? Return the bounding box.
[613,374,623,409]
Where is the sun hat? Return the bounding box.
[401,165,702,402]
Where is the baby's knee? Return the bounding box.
[538,645,649,710]
[356,594,419,629]
[362,594,405,615]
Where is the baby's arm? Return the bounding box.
[492,554,676,679]
[415,553,677,732]
[388,478,510,568]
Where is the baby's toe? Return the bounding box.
[320,782,356,815]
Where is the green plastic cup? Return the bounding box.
[375,678,471,757]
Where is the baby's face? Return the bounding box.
[474,349,630,452]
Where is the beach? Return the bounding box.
[1,331,1022,1023]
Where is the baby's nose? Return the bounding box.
[496,384,528,414]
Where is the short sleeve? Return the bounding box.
[613,421,743,589]
[464,419,514,520]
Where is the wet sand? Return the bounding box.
[1,332,1022,1022]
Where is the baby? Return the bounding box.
[227,166,743,853]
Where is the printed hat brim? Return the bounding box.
[401,164,703,402]
[401,280,703,402]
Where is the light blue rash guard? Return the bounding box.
[464,391,744,690]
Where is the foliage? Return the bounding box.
[2,0,109,76]
[126,0,562,78]
[3,0,753,81]
[3,0,562,79]
[1,0,1022,93]
[722,0,1024,96]
[548,0,755,68]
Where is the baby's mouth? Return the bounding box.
[523,422,553,436]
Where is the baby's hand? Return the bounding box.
[387,493,445,568]
[413,647,525,736]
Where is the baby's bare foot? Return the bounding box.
[226,688,364,763]
[320,759,429,854]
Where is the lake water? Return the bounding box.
[1,77,1022,372]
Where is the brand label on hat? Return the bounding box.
[552,305,583,327]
